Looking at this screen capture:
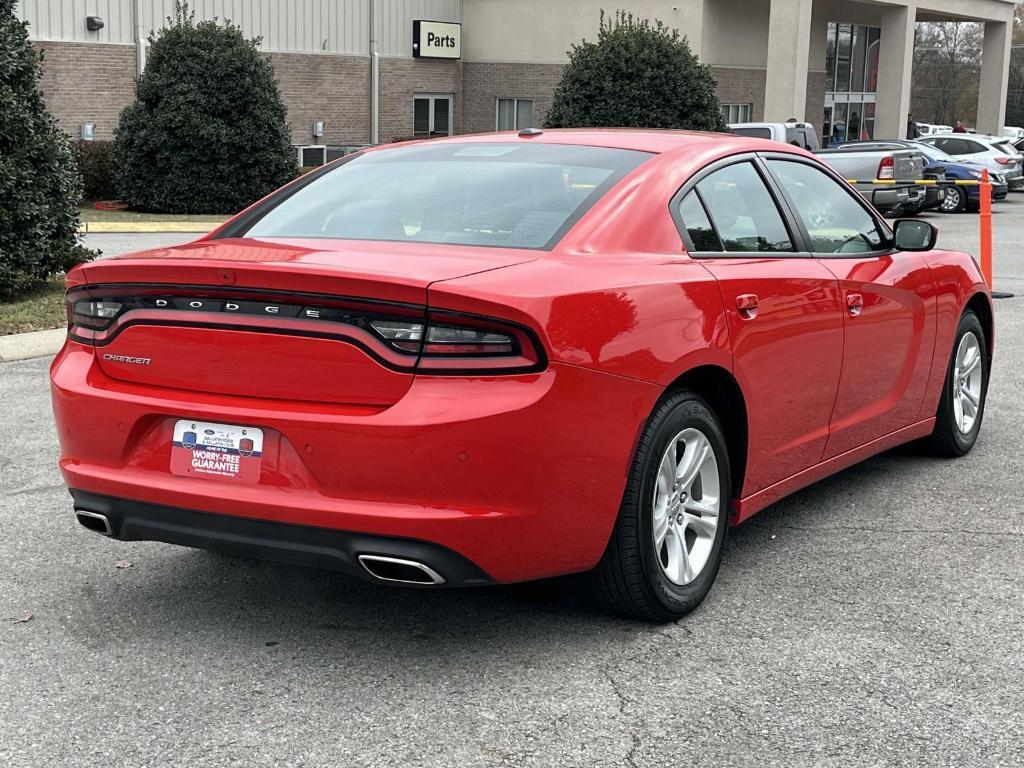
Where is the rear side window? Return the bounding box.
[767,160,883,254]
[242,143,651,250]
[731,127,773,140]
[678,192,721,251]
[695,162,794,252]
[993,141,1014,155]
[963,140,986,153]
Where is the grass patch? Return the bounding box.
[0,279,66,335]
[78,206,228,223]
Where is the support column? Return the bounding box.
[764,0,814,122]
[977,19,1011,136]
[874,3,916,141]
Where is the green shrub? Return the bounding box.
[114,1,297,214]
[0,0,91,301]
[74,140,119,201]
[546,11,727,132]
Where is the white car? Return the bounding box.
[920,134,1024,190]
[1003,126,1024,142]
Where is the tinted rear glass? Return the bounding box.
[731,127,773,140]
[243,143,652,250]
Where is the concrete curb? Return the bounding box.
[80,221,225,234]
[0,328,65,362]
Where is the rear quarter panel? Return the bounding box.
[427,255,731,388]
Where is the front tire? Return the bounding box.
[595,391,731,621]
[926,310,989,456]
[939,185,966,213]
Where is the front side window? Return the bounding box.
[767,160,883,254]
[695,162,794,253]
[497,99,534,131]
[243,143,651,250]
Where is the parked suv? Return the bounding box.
[920,134,1024,190]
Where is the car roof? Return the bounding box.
[377,128,798,156]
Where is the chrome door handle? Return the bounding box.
[736,293,759,320]
[847,293,864,317]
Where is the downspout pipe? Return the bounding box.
[370,0,379,145]
[133,0,145,74]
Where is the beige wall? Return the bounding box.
[462,0,705,63]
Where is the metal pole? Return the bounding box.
[370,0,379,145]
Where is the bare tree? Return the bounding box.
[912,21,982,127]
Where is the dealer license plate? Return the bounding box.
[170,420,264,483]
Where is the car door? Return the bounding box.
[763,156,936,459]
[674,157,845,496]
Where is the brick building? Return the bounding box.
[16,0,1017,153]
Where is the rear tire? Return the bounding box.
[925,310,988,457]
[595,391,731,621]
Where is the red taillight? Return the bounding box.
[995,156,1012,165]
[413,311,544,374]
[877,156,895,180]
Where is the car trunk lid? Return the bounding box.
[76,237,535,405]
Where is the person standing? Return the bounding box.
[953,120,967,133]
[907,114,920,139]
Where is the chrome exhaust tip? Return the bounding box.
[357,554,446,585]
[75,509,113,536]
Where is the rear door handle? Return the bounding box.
[847,292,864,317]
[736,293,759,319]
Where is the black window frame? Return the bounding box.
[669,152,895,260]
[669,155,804,259]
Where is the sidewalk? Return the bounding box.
[0,328,65,362]
[80,220,224,233]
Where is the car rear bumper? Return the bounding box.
[51,341,661,584]
[69,490,494,586]
[857,184,924,214]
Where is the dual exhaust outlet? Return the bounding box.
[74,509,445,585]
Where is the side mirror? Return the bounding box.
[892,219,937,252]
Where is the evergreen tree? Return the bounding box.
[0,0,91,300]
[115,1,297,214]
[547,11,727,132]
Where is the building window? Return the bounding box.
[823,22,880,145]
[823,21,880,145]
[721,104,753,124]
[413,94,453,138]
[496,98,534,131]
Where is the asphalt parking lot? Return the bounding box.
[2,202,1023,767]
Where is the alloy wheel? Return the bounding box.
[651,428,721,586]
[952,331,984,434]
[940,187,963,212]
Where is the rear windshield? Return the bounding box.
[731,127,773,140]
[242,143,652,250]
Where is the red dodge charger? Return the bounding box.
[51,130,992,620]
